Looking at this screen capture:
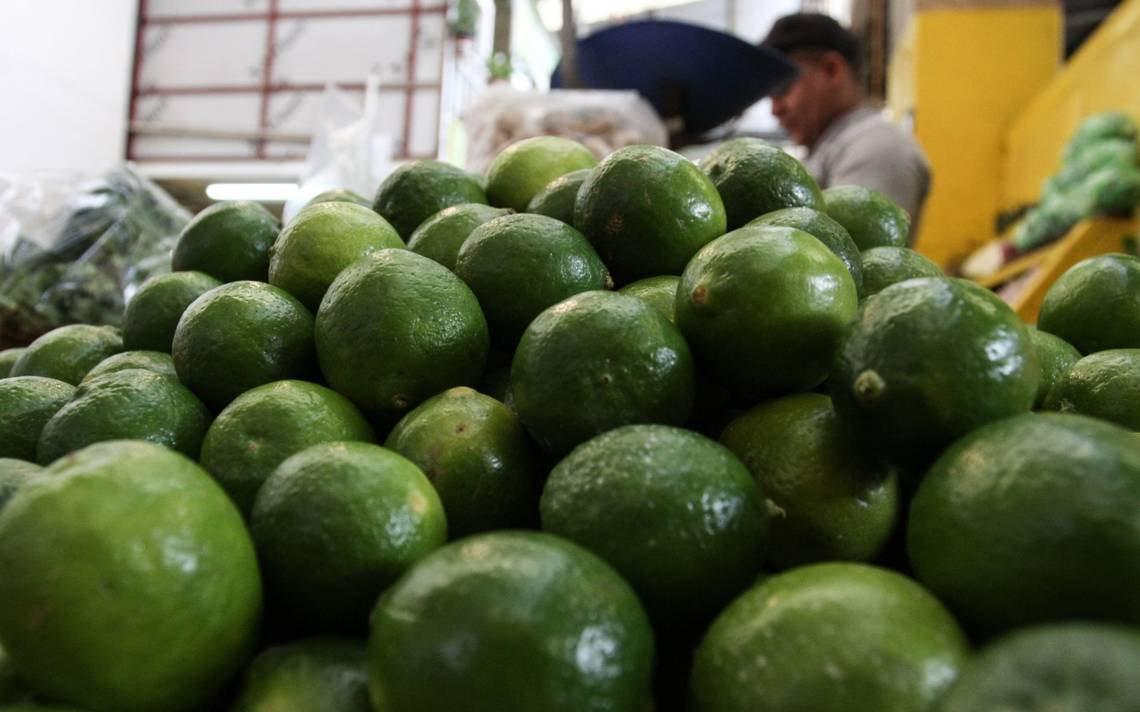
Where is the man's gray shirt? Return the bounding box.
[803,104,931,225]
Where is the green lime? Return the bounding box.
[36,369,211,465]
[305,188,372,209]
[823,185,911,250]
[171,201,280,283]
[81,350,177,383]
[124,268,222,353]
[831,277,1039,466]
[618,275,681,324]
[122,271,223,353]
[700,138,824,229]
[690,562,969,712]
[0,641,28,704]
[372,160,487,240]
[199,379,374,516]
[0,459,40,513]
[540,424,766,622]
[859,246,942,297]
[511,290,695,456]
[0,350,24,379]
[908,413,1140,635]
[455,213,611,347]
[0,441,261,711]
[1029,327,1081,408]
[172,281,317,411]
[574,144,726,283]
[229,637,370,712]
[0,705,83,711]
[525,168,592,225]
[676,225,858,399]
[11,325,122,385]
[747,206,863,296]
[385,387,539,538]
[719,393,899,569]
[1038,253,1140,354]
[367,531,654,712]
[936,623,1140,712]
[485,137,598,212]
[268,201,404,311]
[0,378,76,461]
[315,249,488,423]
[407,204,512,271]
[251,442,446,632]
[1043,349,1140,428]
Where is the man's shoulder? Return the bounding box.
[813,107,932,220]
[834,109,928,163]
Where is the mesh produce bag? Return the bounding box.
[461,85,668,173]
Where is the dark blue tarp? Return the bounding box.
[551,20,798,134]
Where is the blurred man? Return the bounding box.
[762,13,930,223]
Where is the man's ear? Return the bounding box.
[820,51,849,83]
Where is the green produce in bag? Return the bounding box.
[1083,165,1140,215]
[1048,138,1137,192]
[0,168,188,345]
[1063,112,1139,161]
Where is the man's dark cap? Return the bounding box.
[761,13,859,69]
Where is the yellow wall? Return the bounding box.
[1003,0,1140,210]
[902,5,1061,268]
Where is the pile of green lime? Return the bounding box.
[2,131,1139,712]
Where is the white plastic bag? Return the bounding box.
[282,76,394,223]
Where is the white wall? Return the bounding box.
[0,0,137,174]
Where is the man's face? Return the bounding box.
[770,53,842,148]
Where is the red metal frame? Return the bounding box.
[130,152,437,162]
[128,2,448,162]
[255,0,280,158]
[125,0,150,161]
[401,0,421,158]
[434,9,447,161]
[134,81,438,96]
[145,6,445,24]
